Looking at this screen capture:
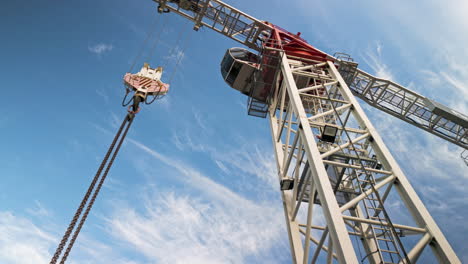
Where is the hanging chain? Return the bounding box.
[50,112,136,264]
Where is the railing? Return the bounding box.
[337,60,468,150]
[246,38,284,118]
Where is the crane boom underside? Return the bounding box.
[337,60,468,150]
[153,0,272,51]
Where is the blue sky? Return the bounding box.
[0,0,467,263]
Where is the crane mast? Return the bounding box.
[152,0,465,263]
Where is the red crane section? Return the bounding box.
[265,23,333,63]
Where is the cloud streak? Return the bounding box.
[0,212,55,264]
[169,130,279,190]
[105,191,285,264]
[88,43,113,55]
[363,42,394,80]
[102,138,287,263]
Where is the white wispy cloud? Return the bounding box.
[109,111,121,129]
[147,94,171,112]
[163,46,185,64]
[106,138,287,263]
[157,95,171,109]
[26,200,51,218]
[193,109,209,132]
[0,211,55,264]
[96,88,110,104]
[169,130,278,189]
[363,42,394,80]
[88,43,113,55]
[128,138,271,204]
[105,191,284,264]
[214,159,229,174]
[0,209,143,264]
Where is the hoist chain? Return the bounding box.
[50,112,136,264]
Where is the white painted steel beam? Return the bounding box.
[278,54,359,263]
[402,233,432,264]
[322,160,393,175]
[308,103,352,121]
[320,132,370,159]
[298,228,339,261]
[341,215,426,234]
[340,175,396,212]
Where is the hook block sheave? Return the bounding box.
[124,63,170,97]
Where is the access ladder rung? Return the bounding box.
[372,226,389,231]
[380,249,400,254]
[365,205,382,210]
[358,179,372,183]
[376,237,393,242]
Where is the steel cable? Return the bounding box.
[168,26,192,84]
[147,15,169,62]
[128,15,161,73]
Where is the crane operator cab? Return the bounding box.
[220,48,264,101]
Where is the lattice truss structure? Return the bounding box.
[268,51,461,263]
[155,0,272,51]
[337,61,467,149]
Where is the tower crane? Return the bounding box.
[49,0,467,263]
[151,0,467,263]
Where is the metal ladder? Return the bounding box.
[322,80,410,264]
[353,171,405,264]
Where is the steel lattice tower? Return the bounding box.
[267,51,460,263]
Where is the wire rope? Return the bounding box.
[168,25,193,84]
[162,21,186,70]
[147,14,169,62]
[128,15,160,73]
